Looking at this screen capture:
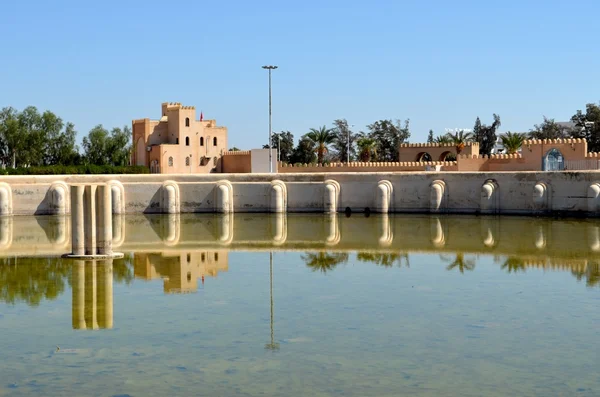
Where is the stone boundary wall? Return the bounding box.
[2,171,600,216]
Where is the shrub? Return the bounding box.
[0,165,149,175]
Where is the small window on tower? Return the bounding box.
[176,138,179,144]
[185,136,190,146]
[200,137,204,146]
[213,137,218,146]
[168,157,173,167]
[185,117,190,127]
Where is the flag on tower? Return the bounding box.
[200,111,204,121]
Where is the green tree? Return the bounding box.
[529,117,570,140]
[330,119,358,162]
[264,131,294,163]
[83,125,131,166]
[448,129,473,154]
[228,147,241,151]
[107,126,132,166]
[474,114,501,156]
[427,129,434,143]
[306,126,336,164]
[289,134,317,164]
[571,103,600,152]
[500,132,525,154]
[364,119,410,161]
[356,136,377,162]
[302,252,349,273]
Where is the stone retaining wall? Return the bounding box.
[2,171,600,216]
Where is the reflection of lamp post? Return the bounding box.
[265,251,280,351]
[262,65,278,173]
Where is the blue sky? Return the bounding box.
[1,0,599,148]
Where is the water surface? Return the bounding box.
[0,214,598,396]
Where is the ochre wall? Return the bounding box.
[399,142,479,162]
[222,151,252,173]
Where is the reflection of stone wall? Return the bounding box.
[133,250,228,293]
[72,260,113,330]
[5,214,600,265]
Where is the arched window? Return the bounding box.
[185,136,189,146]
[185,117,190,127]
[185,157,190,166]
[213,137,218,146]
[168,157,173,167]
[200,137,204,146]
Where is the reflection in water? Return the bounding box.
[1,213,600,311]
[442,253,476,274]
[134,250,228,294]
[302,252,349,273]
[265,251,279,351]
[0,257,70,306]
[72,260,113,330]
[356,252,409,268]
[501,257,527,274]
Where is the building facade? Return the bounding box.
[132,102,228,174]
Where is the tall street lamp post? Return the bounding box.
[262,65,278,173]
[347,124,355,165]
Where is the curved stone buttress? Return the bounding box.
[587,183,600,214]
[270,180,287,213]
[214,181,234,213]
[480,179,499,214]
[0,183,13,216]
[161,181,180,214]
[323,180,340,214]
[375,180,393,213]
[108,180,125,214]
[532,181,550,212]
[430,180,447,213]
[49,182,70,215]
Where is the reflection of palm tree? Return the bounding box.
[444,253,476,273]
[572,262,600,288]
[356,252,409,268]
[501,257,526,273]
[302,252,349,273]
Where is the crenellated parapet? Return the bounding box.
[223,150,251,156]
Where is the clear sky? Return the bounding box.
[1,0,599,148]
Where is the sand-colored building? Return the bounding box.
[132,102,228,174]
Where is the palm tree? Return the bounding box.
[306,126,336,164]
[448,130,473,155]
[356,137,377,162]
[500,132,525,154]
[434,135,452,144]
[302,252,349,273]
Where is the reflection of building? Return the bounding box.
[72,260,113,330]
[132,102,228,174]
[134,251,228,293]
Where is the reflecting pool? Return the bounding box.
[0,214,599,396]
